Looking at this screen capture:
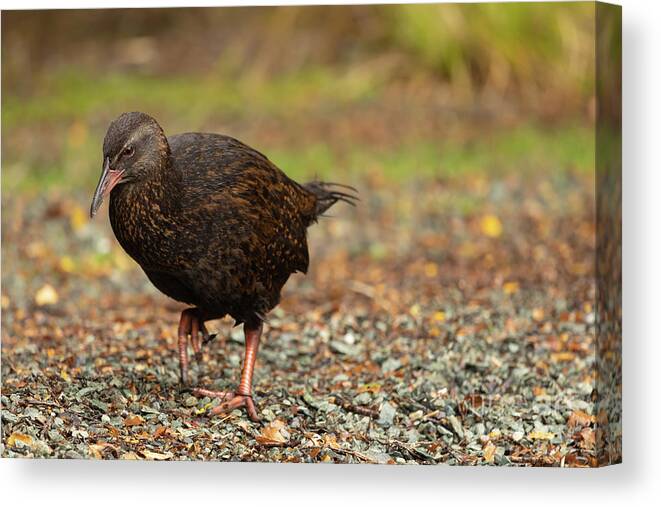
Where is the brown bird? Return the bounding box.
[90,112,356,421]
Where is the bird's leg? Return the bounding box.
[177,308,211,384]
[196,321,263,421]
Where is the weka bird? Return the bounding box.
[90,112,356,421]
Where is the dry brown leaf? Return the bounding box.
[123,415,145,427]
[255,420,288,446]
[579,428,595,450]
[88,443,117,459]
[567,410,594,428]
[141,449,173,460]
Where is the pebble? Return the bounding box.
[378,402,396,427]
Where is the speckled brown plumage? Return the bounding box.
[91,111,356,420]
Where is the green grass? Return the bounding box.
[2,121,595,195]
[3,62,594,196]
[269,123,594,182]
[2,66,383,130]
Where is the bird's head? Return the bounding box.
[90,111,168,218]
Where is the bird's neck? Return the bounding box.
[108,151,182,266]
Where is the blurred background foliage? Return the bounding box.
[2,3,596,194]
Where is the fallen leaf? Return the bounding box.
[432,311,446,322]
[322,434,340,450]
[357,383,381,394]
[528,430,555,440]
[7,432,33,448]
[256,420,288,446]
[551,352,576,362]
[532,386,546,397]
[34,284,59,306]
[579,428,595,450]
[141,450,173,460]
[88,442,117,459]
[532,308,545,321]
[503,281,519,295]
[59,255,76,273]
[483,441,496,463]
[480,214,503,238]
[568,410,594,428]
[424,262,438,277]
[69,204,87,232]
[123,415,145,427]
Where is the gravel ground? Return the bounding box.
[1,173,617,465]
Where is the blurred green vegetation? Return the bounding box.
[2,3,596,194]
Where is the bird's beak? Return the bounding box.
[90,157,124,218]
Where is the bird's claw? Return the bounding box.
[204,392,260,422]
[178,309,213,384]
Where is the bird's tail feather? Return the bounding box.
[304,181,359,218]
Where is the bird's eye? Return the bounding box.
[123,146,135,158]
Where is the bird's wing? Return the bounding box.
[170,132,314,275]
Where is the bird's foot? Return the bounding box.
[192,388,259,422]
[178,309,216,384]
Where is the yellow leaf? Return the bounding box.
[35,284,59,306]
[424,262,438,278]
[551,352,576,362]
[488,428,502,440]
[60,369,71,382]
[1,294,9,309]
[195,402,214,415]
[69,205,87,232]
[322,434,340,450]
[7,432,33,448]
[529,430,555,440]
[409,304,421,317]
[357,383,381,394]
[480,215,503,238]
[483,441,496,463]
[59,255,76,273]
[432,311,446,322]
[503,282,519,295]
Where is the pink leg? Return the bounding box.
[177,308,211,384]
[194,322,263,421]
